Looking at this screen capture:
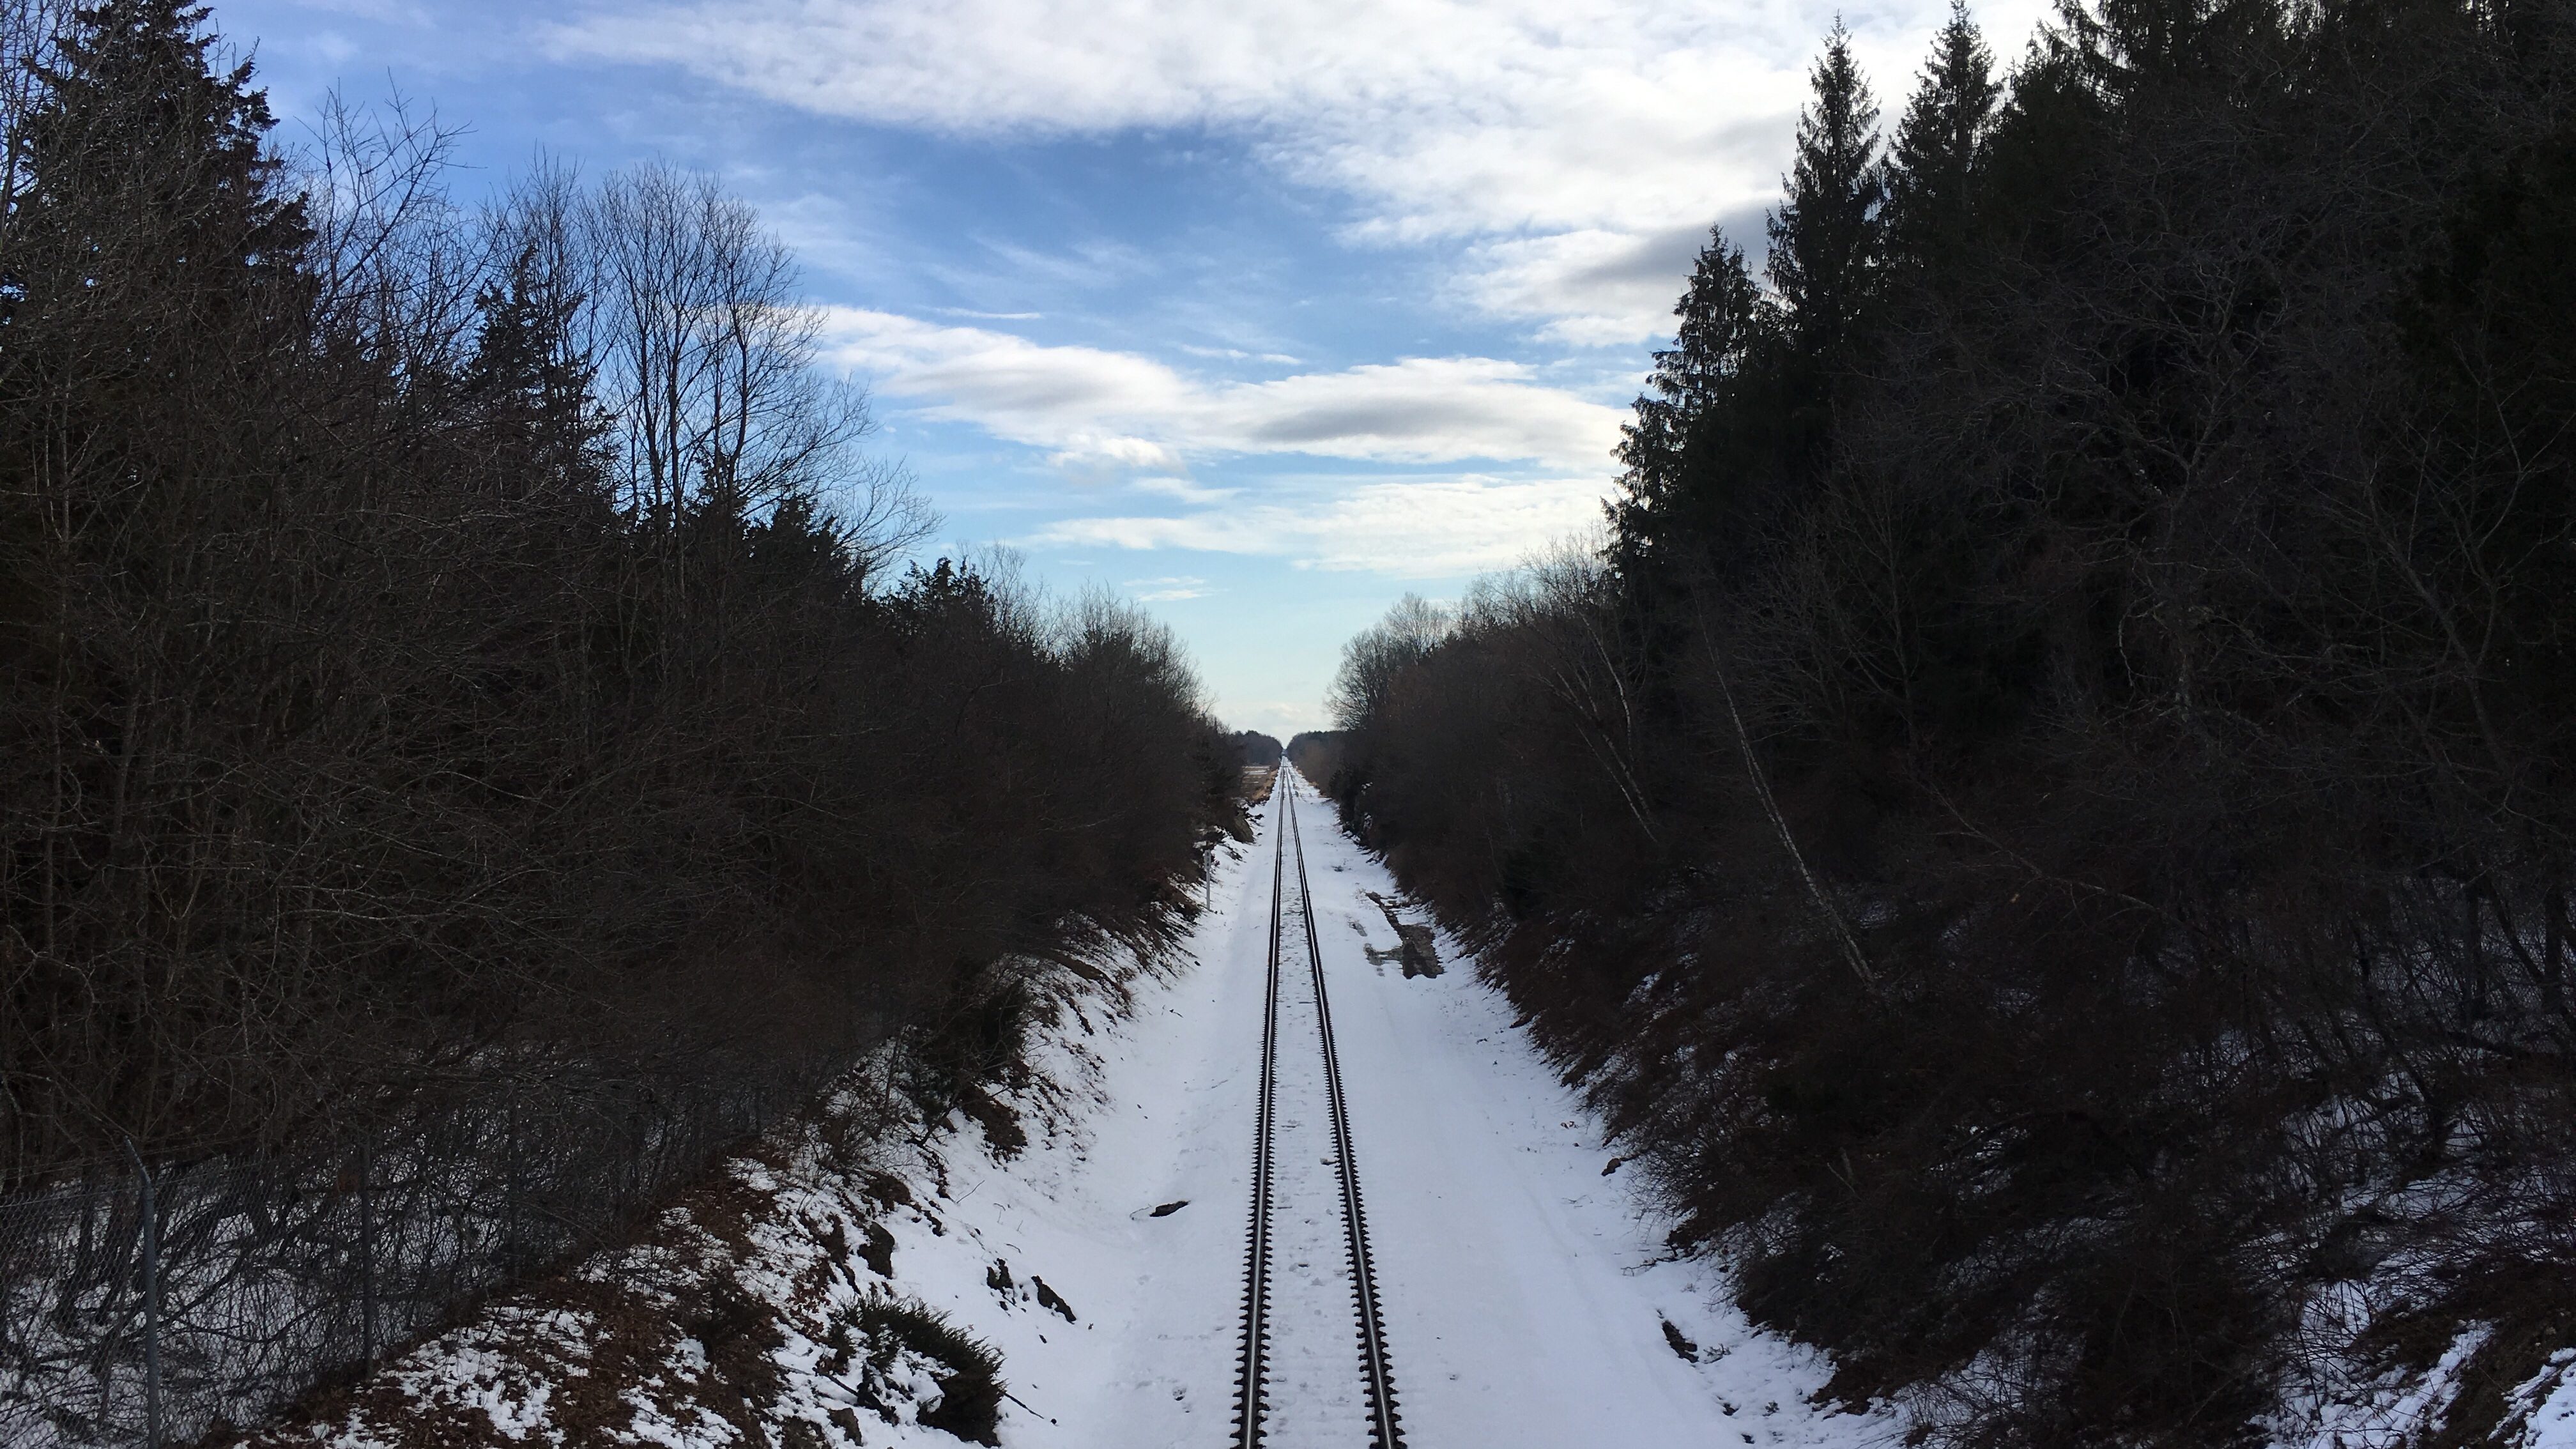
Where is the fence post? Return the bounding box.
[358,1142,376,1372]
[124,1140,162,1449]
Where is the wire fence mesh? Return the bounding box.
[0,1062,838,1448]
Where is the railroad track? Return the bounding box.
[1232,771,1404,1449]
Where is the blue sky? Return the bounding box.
[214,0,2048,737]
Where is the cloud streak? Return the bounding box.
[1124,575,1214,601]
[1035,475,1612,578]
[824,308,1626,475]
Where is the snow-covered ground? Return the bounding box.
[241,771,1894,1448]
[235,770,2576,1449]
[873,772,1891,1448]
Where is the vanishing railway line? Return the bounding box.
[1232,772,1405,1449]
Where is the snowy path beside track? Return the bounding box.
[879,774,1894,1449]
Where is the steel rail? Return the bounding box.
[1230,772,1406,1449]
[1229,782,1287,1448]
[1286,776,1406,1449]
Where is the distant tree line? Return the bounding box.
[1284,731,1342,783]
[0,0,1239,1181]
[1324,0,2576,1441]
[1231,730,1283,767]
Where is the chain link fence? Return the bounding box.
[0,1063,839,1448]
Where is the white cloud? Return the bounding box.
[1179,344,1302,365]
[1222,698,1328,739]
[822,310,1620,576]
[1462,204,1779,344]
[825,307,1625,475]
[1133,477,1240,504]
[1124,575,1214,601]
[1034,475,1611,578]
[1051,435,1190,480]
[286,0,437,21]
[549,0,2055,343]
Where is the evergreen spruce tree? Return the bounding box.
[9,0,308,319]
[1883,1,1999,273]
[2061,0,2282,101]
[466,247,610,504]
[1647,227,1766,418]
[1967,23,2099,234]
[1766,19,1884,365]
[0,0,312,540]
[1612,227,1766,569]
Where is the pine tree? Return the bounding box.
[1883,1,1999,273]
[1767,19,1885,365]
[10,0,308,316]
[1648,227,1767,418]
[1968,24,2099,234]
[2061,0,2283,101]
[0,0,313,530]
[1612,227,1767,568]
[466,246,610,504]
